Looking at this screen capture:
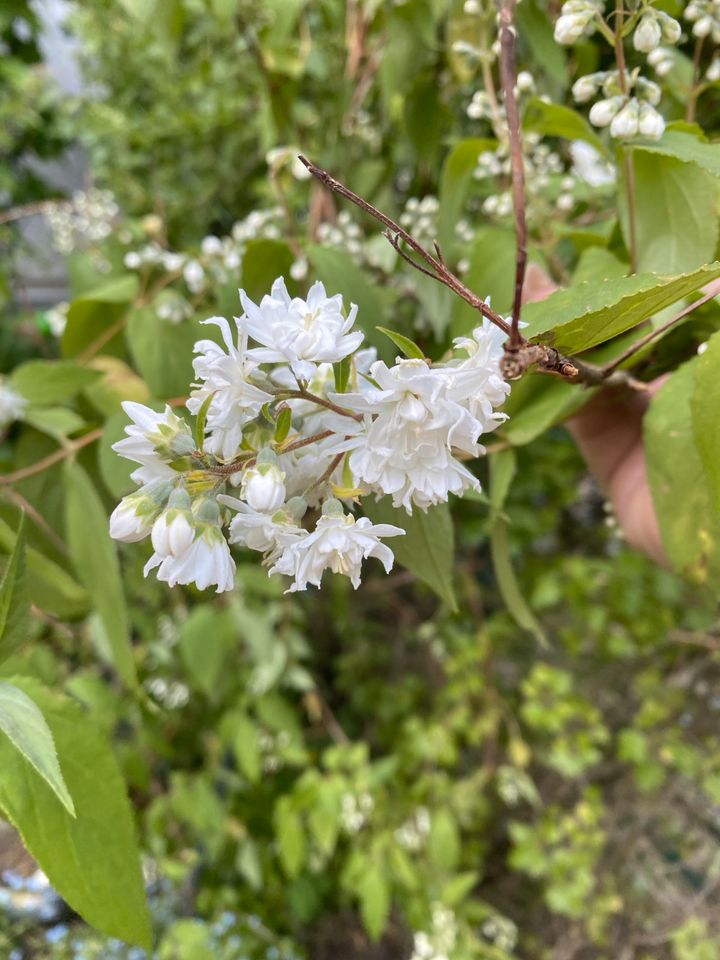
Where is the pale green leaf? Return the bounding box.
[631,130,720,178]
[363,498,457,609]
[232,713,261,784]
[0,676,151,949]
[64,462,137,688]
[375,325,425,359]
[10,361,100,406]
[126,308,205,399]
[275,799,306,878]
[501,374,593,446]
[438,138,496,251]
[0,681,74,815]
[523,262,720,354]
[358,862,391,941]
[692,330,720,511]
[428,808,461,871]
[178,606,237,702]
[523,98,607,154]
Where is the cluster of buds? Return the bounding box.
[632,8,681,52]
[399,196,441,248]
[574,70,666,140]
[685,0,720,43]
[316,210,365,264]
[110,277,511,594]
[45,189,119,255]
[554,0,605,45]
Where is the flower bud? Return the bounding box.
[658,12,681,44]
[610,99,640,140]
[648,47,674,77]
[151,508,196,558]
[572,74,600,103]
[241,463,287,514]
[110,495,156,543]
[554,11,592,44]
[637,101,665,140]
[516,71,535,92]
[634,14,662,52]
[707,58,720,82]
[636,77,661,105]
[589,96,623,127]
[693,15,714,37]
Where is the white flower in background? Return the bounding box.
[610,98,640,139]
[183,260,205,294]
[0,379,26,429]
[554,0,604,45]
[706,57,720,82]
[648,47,674,77]
[572,73,602,103]
[45,301,69,338]
[634,13,662,52]
[269,501,404,591]
[187,316,274,461]
[112,401,194,485]
[201,235,223,256]
[333,358,488,512]
[569,141,616,186]
[685,0,720,41]
[241,460,287,514]
[238,277,363,381]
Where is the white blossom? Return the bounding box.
[238,277,363,380]
[223,497,306,555]
[634,14,662,52]
[589,96,623,127]
[109,494,157,543]
[610,99,640,139]
[186,316,274,461]
[445,321,511,428]
[269,504,404,591]
[151,506,195,558]
[637,101,665,140]
[572,74,601,103]
[570,141,616,187]
[183,260,205,293]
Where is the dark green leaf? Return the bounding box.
[438,137,496,251]
[274,406,292,443]
[0,513,27,664]
[126,308,204,399]
[375,325,425,360]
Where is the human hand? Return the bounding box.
[522,263,668,566]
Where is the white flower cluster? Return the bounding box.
[553,0,605,45]
[685,0,720,43]
[410,904,458,960]
[399,196,441,248]
[110,277,510,594]
[45,189,119,255]
[316,210,364,264]
[574,70,667,140]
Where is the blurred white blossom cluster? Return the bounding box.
[45,188,119,254]
[110,277,510,594]
[316,210,365,264]
[556,0,682,141]
[399,196,441,247]
[410,904,458,960]
[0,378,26,430]
[685,0,720,42]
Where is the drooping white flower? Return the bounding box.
[186,316,273,461]
[331,359,486,512]
[0,379,26,429]
[238,277,363,381]
[241,461,287,514]
[223,497,307,555]
[572,74,601,103]
[112,401,194,485]
[109,481,171,543]
[144,522,236,593]
[151,508,195,558]
[269,502,404,591]
[444,321,511,429]
[633,13,662,52]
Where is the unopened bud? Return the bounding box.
[151,508,195,557]
[554,10,592,44]
[610,99,640,139]
[658,11,681,44]
[242,463,287,514]
[589,96,623,127]
[634,14,662,52]
[572,74,600,103]
[637,101,665,140]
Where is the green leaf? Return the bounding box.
[524,262,720,354]
[375,326,425,360]
[621,150,719,275]
[0,513,27,664]
[489,454,546,645]
[440,871,479,906]
[516,0,567,93]
[358,861,390,941]
[194,391,214,450]
[126,308,204,399]
[645,359,720,581]
[523,98,607,154]
[241,239,296,303]
[21,406,86,440]
[363,498,457,609]
[178,606,236,702]
[501,374,593,446]
[428,808,461,871]
[275,798,306,878]
[232,713,261,784]
[631,130,720,178]
[0,681,74,815]
[692,331,720,511]
[438,138,496,252]
[451,226,517,336]
[10,361,101,406]
[64,462,137,689]
[0,516,89,619]
[0,676,151,949]
[333,356,352,394]
[571,247,628,286]
[274,405,292,443]
[98,410,139,499]
[62,275,140,359]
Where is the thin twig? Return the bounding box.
[498,0,527,349]
[0,429,103,486]
[297,154,513,337]
[603,289,718,374]
[0,488,68,555]
[281,388,363,422]
[0,198,70,227]
[278,429,334,454]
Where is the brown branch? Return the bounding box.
[603,289,718,374]
[281,388,363,422]
[297,154,513,337]
[0,198,70,227]
[0,488,68,555]
[278,429,334,454]
[0,428,103,486]
[498,0,527,349]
